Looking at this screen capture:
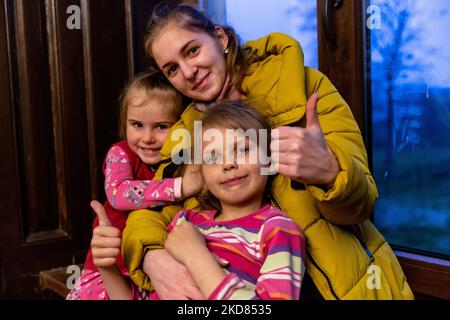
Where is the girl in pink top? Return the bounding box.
[66,72,201,300]
[164,102,306,300]
[88,101,305,300]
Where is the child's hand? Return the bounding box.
[181,164,203,198]
[166,221,228,298]
[90,200,122,268]
[165,221,208,265]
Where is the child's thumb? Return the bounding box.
[90,200,111,226]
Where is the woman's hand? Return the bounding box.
[181,164,203,198]
[270,93,340,189]
[143,249,205,300]
[90,200,122,268]
[165,221,208,265]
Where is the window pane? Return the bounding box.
[370,0,450,256]
[201,0,318,69]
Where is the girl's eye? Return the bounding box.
[131,122,142,128]
[155,124,169,130]
[205,154,219,164]
[236,146,249,156]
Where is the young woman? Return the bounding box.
[122,2,413,300]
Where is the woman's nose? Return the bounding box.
[180,62,197,80]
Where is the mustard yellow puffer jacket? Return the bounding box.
[122,33,414,300]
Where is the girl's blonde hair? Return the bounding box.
[144,1,256,95]
[197,100,273,211]
[118,71,184,139]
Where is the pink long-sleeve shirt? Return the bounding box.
[83,141,181,275]
[104,141,182,210]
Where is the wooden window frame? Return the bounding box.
[317,0,450,299]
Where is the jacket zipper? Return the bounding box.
[306,250,340,300]
[270,192,340,300]
[346,226,375,264]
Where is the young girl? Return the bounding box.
[165,101,306,300]
[93,101,306,300]
[66,72,201,300]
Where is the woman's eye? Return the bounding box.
[131,123,142,128]
[167,65,177,76]
[188,46,199,56]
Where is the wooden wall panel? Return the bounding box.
[45,0,92,258]
[0,0,22,296]
[14,0,60,240]
[0,0,133,298]
[81,0,131,201]
[129,0,163,74]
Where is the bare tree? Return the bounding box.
[371,0,426,163]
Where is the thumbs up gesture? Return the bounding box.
[270,93,340,188]
[90,200,122,268]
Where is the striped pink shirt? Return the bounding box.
[168,204,306,300]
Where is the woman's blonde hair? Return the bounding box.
[118,71,184,139]
[197,100,273,211]
[144,1,256,95]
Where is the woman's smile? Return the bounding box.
[193,73,210,91]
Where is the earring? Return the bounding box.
[224,48,229,55]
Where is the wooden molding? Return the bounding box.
[46,0,70,235]
[317,0,367,138]
[125,0,135,78]
[396,251,450,300]
[80,0,99,202]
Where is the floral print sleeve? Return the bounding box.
[104,145,181,210]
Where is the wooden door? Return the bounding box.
[0,0,142,298]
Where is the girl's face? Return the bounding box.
[151,24,229,103]
[126,89,177,165]
[201,127,268,209]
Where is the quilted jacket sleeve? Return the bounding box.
[122,204,182,290]
[304,67,378,225]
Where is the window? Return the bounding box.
[370,0,450,258]
[200,0,318,69]
[198,0,450,297]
